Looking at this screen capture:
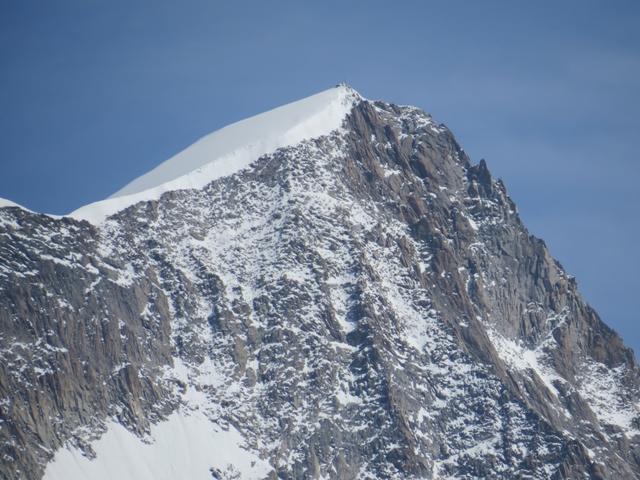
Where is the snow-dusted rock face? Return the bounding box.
[1,87,639,479]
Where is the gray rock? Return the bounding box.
[1,93,638,479]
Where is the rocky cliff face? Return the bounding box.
[1,90,639,479]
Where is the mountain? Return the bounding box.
[1,85,638,480]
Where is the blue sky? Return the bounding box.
[1,1,639,354]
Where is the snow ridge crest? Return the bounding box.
[70,85,361,224]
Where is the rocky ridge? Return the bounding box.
[0,87,639,479]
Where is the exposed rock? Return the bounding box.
[1,94,638,479]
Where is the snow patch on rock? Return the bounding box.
[577,360,640,437]
[43,409,271,480]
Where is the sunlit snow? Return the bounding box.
[43,410,271,480]
[69,85,360,224]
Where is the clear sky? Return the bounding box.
[1,1,639,354]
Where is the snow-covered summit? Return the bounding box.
[3,86,640,480]
[70,85,361,223]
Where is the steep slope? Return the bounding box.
[1,87,638,479]
[71,86,359,224]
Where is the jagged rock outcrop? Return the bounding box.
[1,88,638,479]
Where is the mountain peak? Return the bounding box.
[2,87,640,480]
[108,84,361,200]
[70,85,362,223]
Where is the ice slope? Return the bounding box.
[69,85,360,224]
[42,410,271,480]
